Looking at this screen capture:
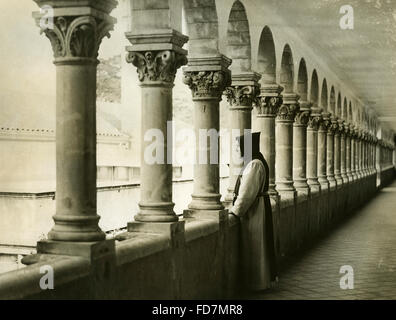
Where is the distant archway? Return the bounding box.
[297,58,308,101]
[257,26,276,84]
[337,93,342,118]
[330,86,336,114]
[280,44,294,93]
[321,79,328,111]
[343,97,348,120]
[310,69,319,105]
[226,1,251,72]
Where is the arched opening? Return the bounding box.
[343,97,348,120]
[321,78,328,111]
[310,69,319,105]
[257,26,276,84]
[280,44,294,93]
[297,58,308,101]
[183,0,219,57]
[330,86,336,114]
[337,92,342,118]
[349,102,353,122]
[226,0,251,72]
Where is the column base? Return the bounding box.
[335,175,343,188]
[37,239,115,262]
[183,209,229,222]
[277,190,297,209]
[188,193,224,211]
[135,201,178,223]
[128,221,185,237]
[341,174,349,184]
[48,214,106,242]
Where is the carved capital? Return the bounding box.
[276,93,300,121]
[255,83,284,117]
[328,117,339,134]
[307,115,322,130]
[184,70,231,100]
[295,110,311,126]
[256,95,283,116]
[35,15,115,63]
[277,103,300,122]
[127,50,187,84]
[224,84,259,108]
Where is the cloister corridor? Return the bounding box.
[247,180,396,300]
[0,0,395,300]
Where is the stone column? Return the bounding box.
[306,107,322,194]
[255,84,284,201]
[327,116,338,189]
[293,102,311,195]
[356,129,363,179]
[334,119,343,187]
[318,113,330,188]
[275,93,300,201]
[340,123,349,184]
[346,124,353,181]
[224,72,261,206]
[352,127,359,181]
[183,56,231,213]
[32,1,117,244]
[125,31,188,223]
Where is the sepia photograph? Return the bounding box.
[0,0,395,305]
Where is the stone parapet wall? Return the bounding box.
[0,173,388,300]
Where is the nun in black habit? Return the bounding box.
[229,132,278,291]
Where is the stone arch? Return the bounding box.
[297,58,308,101]
[343,97,348,120]
[337,92,342,118]
[348,101,353,122]
[226,0,251,72]
[330,86,336,114]
[183,0,219,57]
[321,78,328,111]
[280,44,294,93]
[257,26,276,84]
[310,69,319,105]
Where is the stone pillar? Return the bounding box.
[293,102,311,195]
[125,31,188,223]
[350,129,356,181]
[32,1,117,244]
[357,130,363,179]
[224,72,261,206]
[334,119,343,186]
[275,93,300,201]
[327,117,338,189]
[346,124,353,181]
[255,84,284,202]
[183,56,231,213]
[318,113,330,188]
[355,130,360,179]
[340,123,349,184]
[306,107,322,194]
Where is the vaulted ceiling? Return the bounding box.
[275,0,396,132]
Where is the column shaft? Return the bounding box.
[224,73,261,205]
[256,84,283,199]
[32,4,117,242]
[318,116,329,187]
[275,93,299,199]
[293,105,310,194]
[126,31,188,222]
[183,56,231,212]
[307,110,321,192]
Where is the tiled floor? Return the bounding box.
[250,182,396,300]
